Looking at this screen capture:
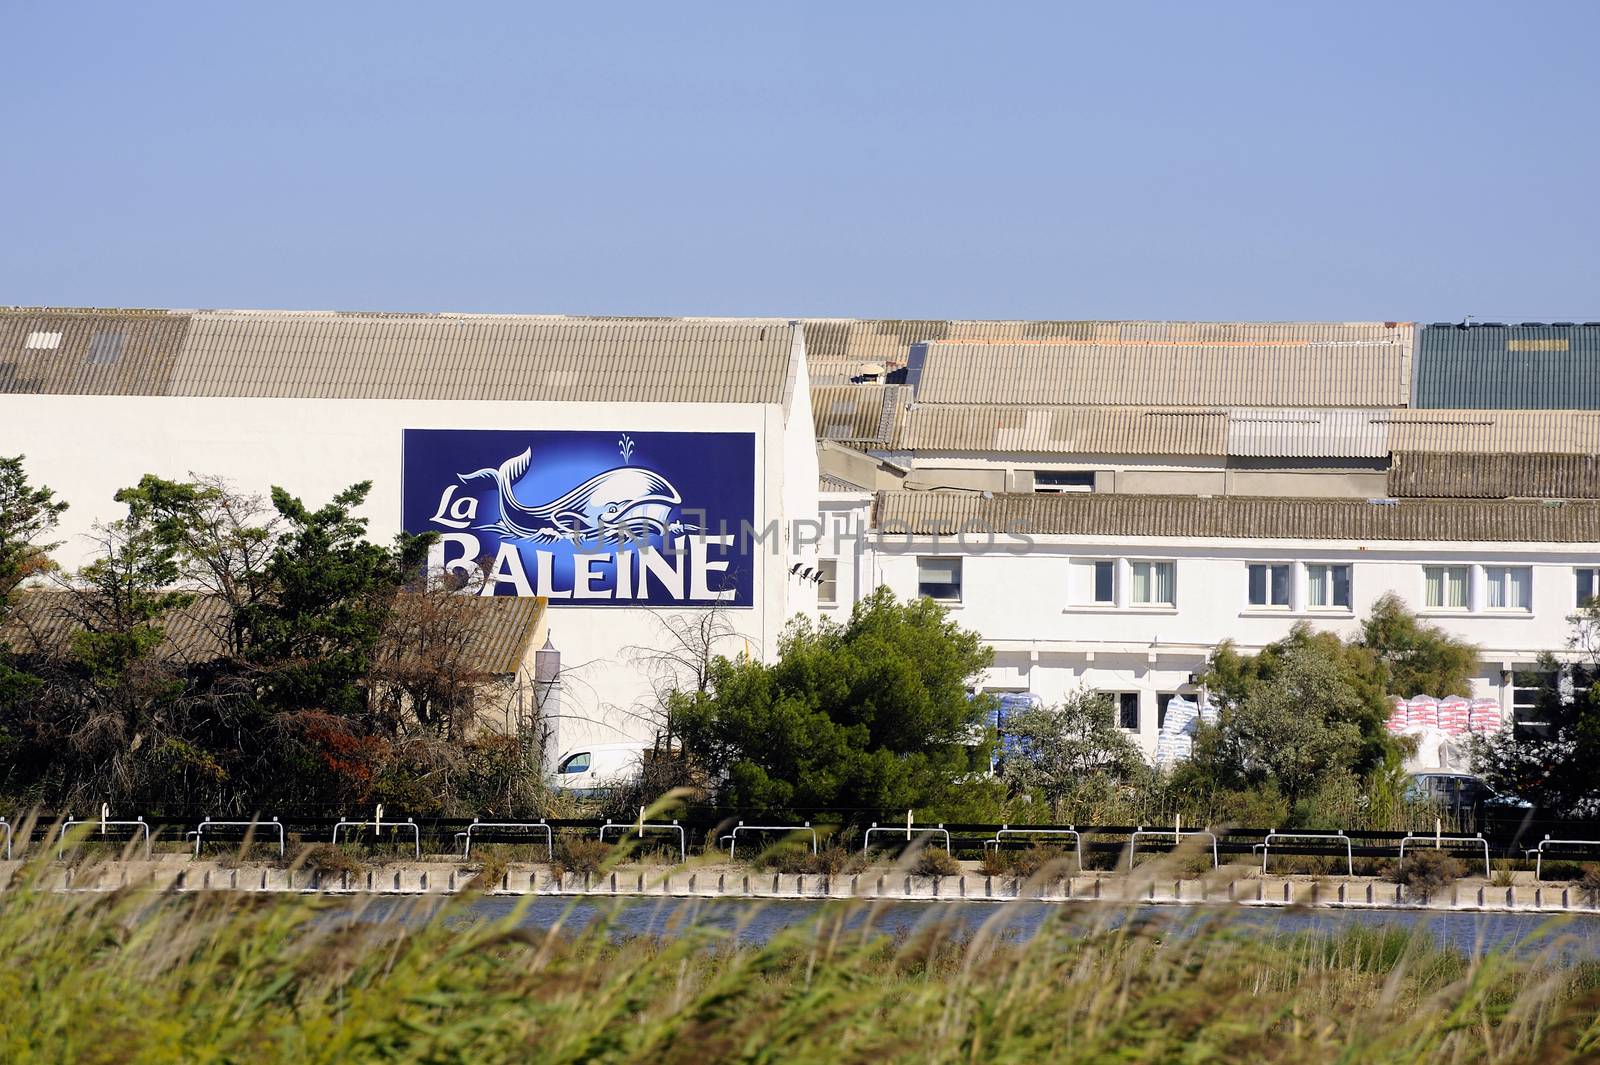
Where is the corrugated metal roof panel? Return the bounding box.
[912,322,1413,407]
[1,589,544,675]
[896,405,1228,455]
[803,318,1110,383]
[1414,324,1600,409]
[1226,408,1391,458]
[0,308,797,404]
[1388,452,1600,500]
[811,384,907,446]
[0,308,191,395]
[1383,409,1600,454]
[876,490,1600,543]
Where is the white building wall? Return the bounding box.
[0,393,818,754]
[840,527,1600,755]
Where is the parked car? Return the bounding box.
[1405,772,1531,816]
[551,742,649,796]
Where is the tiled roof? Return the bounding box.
[1,589,545,676]
[811,384,908,447]
[1388,452,1600,500]
[0,308,798,405]
[875,490,1600,543]
[910,322,1413,407]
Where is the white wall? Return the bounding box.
[841,527,1600,755]
[0,393,816,754]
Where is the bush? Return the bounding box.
[298,844,364,881]
[464,847,510,892]
[1394,848,1462,900]
[909,849,961,878]
[980,844,1076,879]
[1581,864,1600,907]
[553,837,611,880]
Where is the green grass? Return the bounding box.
[3,858,1600,1062]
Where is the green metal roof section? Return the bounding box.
[1414,323,1600,409]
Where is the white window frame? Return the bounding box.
[1304,562,1353,611]
[1246,562,1292,609]
[1070,558,1116,606]
[1576,567,1600,608]
[1129,560,1176,608]
[917,556,963,604]
[1422,564,1471,611]
[1483,565,1531,612]
[816,558,838,607]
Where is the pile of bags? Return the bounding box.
[1383,695,1504,737]
[1154,694,1218,767]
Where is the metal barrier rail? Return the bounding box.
[983,826,1083,870]
[1256,830,1353,876]
[332,816,420,859]
[862,822,951,854]
[457,820,554,861]
[1398,832,1490,878]
[0,817,9,860]
[189,817,285,858]
[1128,827,1218,870]
[58,813,151,859]
[1530,836,1600,880]
[599,818,686,861]
[721,821,817,859]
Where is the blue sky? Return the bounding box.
[3,3,1596,321]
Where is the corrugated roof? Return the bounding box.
[1383,409,1600,454]
[811,384,907,447]
[1388,452,1600,500]
[895,405,1228,455]
[1413,323,1600,409]
[876,490,1600,543]
[803,319,1111,384]
[0,308,797,404]
[1225,408,1391,458]
[910,322,1413,407]
[1,589,545,676]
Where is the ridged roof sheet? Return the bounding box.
[1225,408,1391,458]
[1414,324,1600,409]
[895,405,1228,455]
[1383,409,1600,454]
[0,308,797,404]
[1,589,545,675]
[803,319,1113,384]
[876,490,1600,543]
[1388,452,1600,500]
[911,322,1413,407]
[811,384,907,447]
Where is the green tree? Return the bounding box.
[0,455,67,614]
[999,688,1145,820]
[1196,629,1388,801]
[242,482,431,719]
[1357,592,1479,697]
[671,587,992,817]
[1475,607,1600,815]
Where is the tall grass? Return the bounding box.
[2,858,1600,1062]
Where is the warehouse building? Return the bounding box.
[0,307,822,756]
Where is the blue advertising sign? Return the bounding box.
[402,429,756,606]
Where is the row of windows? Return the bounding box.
[889,557,1600,612]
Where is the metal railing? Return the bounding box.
[332,808,420,859]
[982,825,1083,870]
[457,820,554,861]
[58,807,151,859]
[0,817,10,860]
[1398,830,1490,878]
[1257,830,1353,876]
[189,817,285,858]
[862,821,951,854]
[721,821,818,859]
[1128,824,1219,870]
[599,814,686,861]
[1529,835,1600,880]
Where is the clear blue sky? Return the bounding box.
[4,3,1596,322]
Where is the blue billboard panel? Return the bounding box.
[403,429,755,606]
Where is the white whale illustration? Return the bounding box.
[460,447,694,545]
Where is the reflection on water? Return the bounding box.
[348,895,1600,960]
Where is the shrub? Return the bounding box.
[464,847,510,892]
[298,844,364,881]
[553,837,611,880]
[1581,864,1600,907]
[909,849,961,878]
[1394,848,1462,900]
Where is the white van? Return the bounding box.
[551,742,649,795]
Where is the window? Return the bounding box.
[1306,563,1352,609]
[558,752,591,774]
[1071,559,1115,605]
[1512,670,1556,740]
[1577,568,1599,608]
[918,557,962,602]
[1130,561,1175,606]
[1034,470,1095,494]
[1484,566,1531,611]
[1157,693,1177,729]
[816,558,838,606]
[1247,563,1291,607]
[1107,692,1140,731]
[86,330,126,365]
[1424,565,1469,609]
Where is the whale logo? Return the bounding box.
[460,447,699,546]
